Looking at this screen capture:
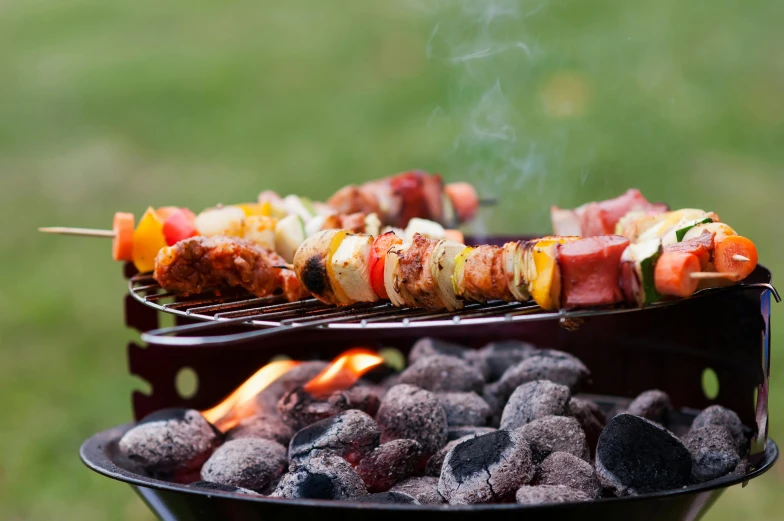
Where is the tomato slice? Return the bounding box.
[162,208,198,246]
[369,232,403,299]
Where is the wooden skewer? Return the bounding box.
[39,227,115,238]
[272,264,295,270]
[732,254,750,262]
[690,271,736,280]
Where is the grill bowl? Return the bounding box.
[82,235,779,520]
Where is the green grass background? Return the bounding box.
[1,1,782,519]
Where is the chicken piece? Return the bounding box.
[394,234,444,309]
[456,245,515,303]
[154,236,307,302]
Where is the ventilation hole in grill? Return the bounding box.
[176,367,199,400]
[701,367,720,400]
[379,348,405,371]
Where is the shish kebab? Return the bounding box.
[39,170,485,272]
[288,190,758,311]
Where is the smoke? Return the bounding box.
[421,0,555,235]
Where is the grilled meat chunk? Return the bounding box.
[154,236,307,301]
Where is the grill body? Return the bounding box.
[79,236,778,520]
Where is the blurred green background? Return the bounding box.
[1,0,782,519]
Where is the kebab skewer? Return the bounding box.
[39,171,482,271]
[292,221,759,313]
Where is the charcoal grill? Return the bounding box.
[81,235,780,521]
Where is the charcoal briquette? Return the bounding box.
[278,385,378,432]
[376,384,448,456]
[625,390,672,425]
[482,384,505,427]
[398,355,484,393]
[187,480,259,495]
[478,340,538,381]
[534,451,601,499]
[390,477,445,504]
[288,409,380,465]
[425,436,471,477]
[118,408,222,479]
[256,361,330,415]
[568,397,606,456]
[516,415,590,464]
[353,491,420,504]
[683,426,740,483]
[515,485,590,505]
[356,439,423,492]
[200,438,287,493]
[500,380,570,430]
[225,413,294,446]
[408,337,489,380]
[436,392,492,427]
[596,414,692,496]
[495,351,590,401]
[272,451,368,500]
[438,430,534,505]
[690,405,746,451]
[447,426,497,441]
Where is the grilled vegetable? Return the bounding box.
[431,240,466,311]
[325,230,351,305]
[682,222,736,244]
[274,214,307,263]
[383,242,406,307]
[330,234,377,303]
[242,215,278,250]
[672,217,714,243]
[369,232,403,300]
[526,236,579,311]
[194,206,245,237]
[112,212,135,262]
[132,207,168,273]
[405,217,445,241]
[502,241,530,302]
[293,229,346,305]
[620,238,662,307]
[654,252,701,297]
[162,208,197,246]
[714,235,758,282]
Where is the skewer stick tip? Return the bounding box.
[732,254,750,262]
[690,271,736,280]
[478,197,498,207]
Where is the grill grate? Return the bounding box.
[129,272,780,347]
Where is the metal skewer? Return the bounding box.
[39,227,115,238]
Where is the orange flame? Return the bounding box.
[303,349,385,398]
[202,359,300,431]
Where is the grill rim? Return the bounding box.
[81,419,779,511]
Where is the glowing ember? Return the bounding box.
[303,349,385,398]
[202,360,300,431]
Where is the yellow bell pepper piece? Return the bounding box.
[326,230,350,305]
[133,207,168,273]
[236,202,272,217]
[528,236,579,311]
